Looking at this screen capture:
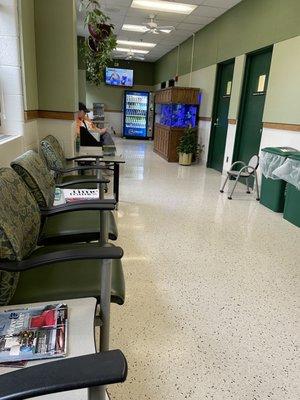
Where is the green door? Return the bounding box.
[233,47,273,164]
[208,60,235,172]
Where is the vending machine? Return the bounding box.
[123,91,150,139]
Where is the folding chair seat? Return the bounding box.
[220,155,260,200]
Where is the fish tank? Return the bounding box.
[155,104,198,128]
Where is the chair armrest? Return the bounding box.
[0,350,127,400]
[40,199,116,216]
[236,165,255,175]
[0,244,123,272]
[66,155,103,161]
[56,178,109,187]
[55,165,108,174]
[229,161,246,170]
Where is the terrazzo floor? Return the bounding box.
[109,138,299,400]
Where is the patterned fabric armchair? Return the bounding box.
[40,135,67,171]
[39,134,108,189]
[0,168,125,307]
[11,150,118,243]
[0,168,41,305]
[11,150,56,208]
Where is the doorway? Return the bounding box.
[207,59,235,172]
[233,47,273,164]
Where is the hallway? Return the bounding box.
[111,139,299,400]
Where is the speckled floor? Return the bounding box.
[109,138,299,400]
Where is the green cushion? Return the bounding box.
[40,135,66,170]
[39,210,118,244]
[11,256,125,305]
[11,150,55,208]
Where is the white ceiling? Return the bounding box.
[77,0,242,62]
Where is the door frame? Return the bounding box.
[207,58,235,169]
[232,45,273,163]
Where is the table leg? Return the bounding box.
[113,163,120,203]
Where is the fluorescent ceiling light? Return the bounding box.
[131,0,197,14]
[115,47,149,54]
[122,24,172,34]
[117,40,156,48]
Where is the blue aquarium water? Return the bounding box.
[156,104,198,128]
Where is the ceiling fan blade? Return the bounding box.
[157,25,175,30]
[152,29,160,34]
[135,56,145,60]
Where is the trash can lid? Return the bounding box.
[261,147,298,156]
[288,152,300,161]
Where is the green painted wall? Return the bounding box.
[154,47,178,85]
[111,60,154,86]
[155,0,300,84]
[86,83,153,111]
[34,0,78,112]
[18,0,38,111]
[178,37,193,77]
[263,36,300,124]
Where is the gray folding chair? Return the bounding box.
[220,155,260,200]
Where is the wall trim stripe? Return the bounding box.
[199,116,212,121]
[228,119,237,125]
[263,122,300,132]
[24,110,76,121]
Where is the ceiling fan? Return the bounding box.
[116,50,145,61]
[142,14,175,35]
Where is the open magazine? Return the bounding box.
[0,304,67,363]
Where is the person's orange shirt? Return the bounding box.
[76,116,97,136]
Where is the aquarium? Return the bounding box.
[156,104,198,128]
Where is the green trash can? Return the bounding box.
[260,147,298,212]
[282,154,300,227]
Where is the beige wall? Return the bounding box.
[263,36,300,124]
[18,0,38,111]
[34,0,78,112]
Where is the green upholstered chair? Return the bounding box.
[11,150,118,244]
[40,135,106,188]
[0,168,125,307]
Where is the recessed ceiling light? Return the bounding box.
[117,40,156,48]
[122,24,172,34]
[115,47,150,54]
[131,0,197,15]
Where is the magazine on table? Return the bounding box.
[0,304,68,363]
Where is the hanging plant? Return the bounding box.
[80,0,117,85]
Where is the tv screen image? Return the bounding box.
[105,68,134,87]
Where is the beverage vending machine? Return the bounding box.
[123,90,151,139]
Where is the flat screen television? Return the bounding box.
[105,67,134,87]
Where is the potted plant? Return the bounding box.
[80,0,117,85]
[177,127,199,166]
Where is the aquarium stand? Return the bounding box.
[153,87,200,162]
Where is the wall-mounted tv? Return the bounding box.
[105,67,134,87]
